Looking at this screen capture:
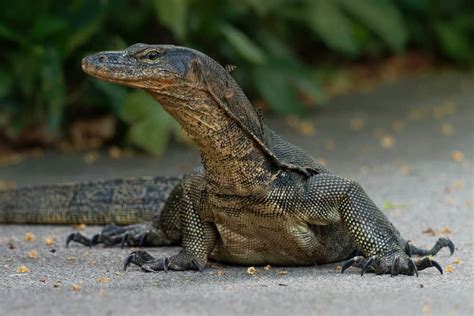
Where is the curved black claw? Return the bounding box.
[341,256,363,274]
[416,257,443,274]
[66,232,92,248]
[123,252,136,271]
[406,238,455,257]
[390,257,400,277]
[138,233,148,247]
[191,258,205,272]
[361,256,375,276]
[91,234,101,246]
[120,233,130,249]
[446,239,455,256]
[408,259,418,277]
[162,257,170,273]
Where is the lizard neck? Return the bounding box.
[150,91,275,195]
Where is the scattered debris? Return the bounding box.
[392,120,404,133]
[24,232,36,242]
[72,224,87,231]
[383,201,406,210]
[451,151,464,162]
[277,270,288,276]
[108,146,122,160]
[71,284,81,291]
[96,277,112,283]
[216,270,225,276]
[349,118,364,131]
[380,135,395,149]
[422,304,432,314]
[439,227,452,234]
[27,250,38,258]
[44,235,56,246]
[324,140,335,151]
[278,283,288,286]
[246,266,257,275]
[66,256,77,263]
[83,151,100,164]
[335,265,342,272]
[0,180,16,192]
[16,265,30,273]
[445,265,454,273]
[286,116,315,136]
[452,258,463,265]
[264,265,272,270]
[453,180,463,190]
[438,123,454,136]
[422,228,436,236]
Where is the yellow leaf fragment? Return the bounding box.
[380,135,395,149]
[392,120,404,133]
[17,265,30,273]
[27,250,38,258]
[246,266,257,275]
[439,123,454,136]
[349,118,364,131]
[422,228,436,236]
[324,140,335,151]
[216,270,225,276]
[95,277,112,283]
[445,265,454,273]
[452,258,462,265]
[422,304,432,314]
[108,146,122,160]
[453,180,463,190]
[66,256,77,263]
[451,151,464,162]
[264,264,272,270]
[277,270,288,276]
[44,235,56,246]
[439,227,452,234]
[335,265,342,272]
[83,151,100,164]
[73,224,87,231]
[71,284,81,291]
[24,232,35,242]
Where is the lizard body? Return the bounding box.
[1,44,454,275]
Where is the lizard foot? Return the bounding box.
[66,224,150,248]
[341,248,443,276]
[405,238,455,257]
[123,250,205,272]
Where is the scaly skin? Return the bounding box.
[0,176,180,224]
[1,44,454,276]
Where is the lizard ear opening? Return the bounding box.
[188,58,206,87]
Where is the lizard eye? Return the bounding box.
[146,51,160,60]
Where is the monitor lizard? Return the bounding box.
[0,44,454,276]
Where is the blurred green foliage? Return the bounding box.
[0,0,472,154]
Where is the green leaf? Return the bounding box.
[121,90,178,156]
[435,22,473,63]
[92,80,127,114]
[0,69,12,98]
[40,48,65,133]
[337,0,407,52]
[306,0,358,55]
[153,0,188,40]
[253,65,305,115]
[221,24,266,64]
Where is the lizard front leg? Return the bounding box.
[302,174,450,276]
[124,175,217,272]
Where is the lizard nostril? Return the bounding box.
[98,55,106,63]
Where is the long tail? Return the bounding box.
[0,176,180,224]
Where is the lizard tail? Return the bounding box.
[0,176,180,224]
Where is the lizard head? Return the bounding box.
[82,43,210,94]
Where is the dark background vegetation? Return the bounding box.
[0,0,472,155]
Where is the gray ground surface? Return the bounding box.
[1,71,473,316]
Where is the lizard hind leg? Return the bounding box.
[123,249,205,272]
